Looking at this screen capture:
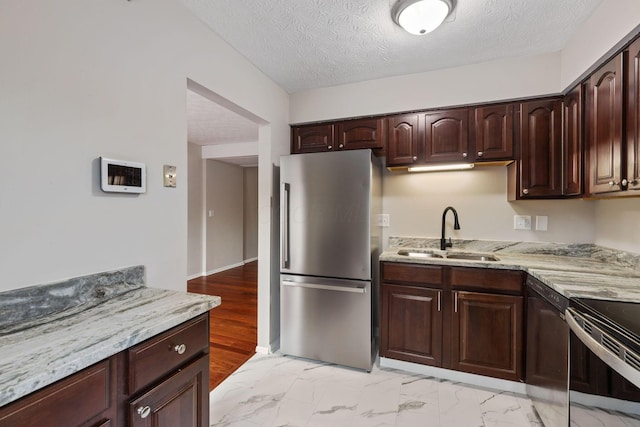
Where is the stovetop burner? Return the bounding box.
[572,298,640,354]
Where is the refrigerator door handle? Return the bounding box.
[281,182,290,269]
[282,280,366,294]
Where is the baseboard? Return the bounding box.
[204,262,245,276]
[243,257,258,264]
[379,357,527,395]
[255,338,280,355]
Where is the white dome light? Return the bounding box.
[392,0,452,36]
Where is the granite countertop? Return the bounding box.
[0,266,220,407]
[380,237,640,302]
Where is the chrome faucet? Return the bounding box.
[441,206,461,250]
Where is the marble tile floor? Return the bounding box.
[209,353,543,427]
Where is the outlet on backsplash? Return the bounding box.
[514,215,532,230]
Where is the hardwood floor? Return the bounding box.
[187,261,257,391]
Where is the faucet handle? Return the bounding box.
[445,238,453,249]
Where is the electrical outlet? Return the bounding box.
[536,216,548,231]
[377,214,390,227]
[513,215,531,230]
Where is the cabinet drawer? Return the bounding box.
[450,267,523,294]
[382,262,444,286]
[128,314,209,394]
[0,359,112,427]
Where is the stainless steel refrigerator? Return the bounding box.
[279,149,381,371]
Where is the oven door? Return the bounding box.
[566,308,640,425]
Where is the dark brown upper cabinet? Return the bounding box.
[291,124,334,154]
[509,99,563,200]
[291,118,385,154]
[586,53,624,195]
[336,117,385,151]
[627,37,640,193]
[472,104,515,161]
[563,85,584,196]
[423,109,470,163]
[387,114,420,166]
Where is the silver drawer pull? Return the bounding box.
[137,406,151,419]
[174,344,187,355]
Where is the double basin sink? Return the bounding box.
[397,249,500,262]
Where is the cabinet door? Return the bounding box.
[291,124,334,154]
[473,104,514,161]
[129,355,209,427]
[424,109,469,163]
[380,284,442,367]
[587,54,624,194]
[518,99,563,198]
[563,85,584,196]
[387,114,420,166]
[0,358,115,427]
[451,291,523,381]
[627,38,640,192]
[336,118,385,151]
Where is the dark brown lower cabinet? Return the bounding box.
[451,291,523,381]
[381,284,442,366]
[0,358,116,427]
[0,314,210,427]
[380,262,524,382]
[129,356,209,427]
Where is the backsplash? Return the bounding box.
[388,237,640,271]
[0,266,145,334]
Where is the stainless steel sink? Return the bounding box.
[396,250,444,258]
[396,249,499,262]
[445,253,499,262]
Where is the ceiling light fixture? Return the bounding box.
[392,0,453,35]
[408,163,474,173]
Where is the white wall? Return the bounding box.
[244,167,259,261]
[594,198,640,254]
[382,167,596,246]
[0,0,289,357]
[560,0,640,89]
[205,160,244,272]
[187,143,205,277]
[290,52,561,123]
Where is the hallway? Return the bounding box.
[188,261,258,390]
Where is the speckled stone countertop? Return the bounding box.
[380,237,640,302]
[0,266,220,407]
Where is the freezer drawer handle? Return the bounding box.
[282,280,366,294]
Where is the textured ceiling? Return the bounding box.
[180,0,602,94]
[186,89,258,146]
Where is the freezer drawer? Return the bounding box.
[280,274,372,371]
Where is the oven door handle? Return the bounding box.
[566,308,640,389]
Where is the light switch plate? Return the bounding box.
[536,215,548,231]
[163,165,176,188]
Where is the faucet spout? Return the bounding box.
[441,207,461,251]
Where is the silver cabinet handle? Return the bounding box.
[437,291,441,312]
[412,156,417,161]
[477,151,483,157]
[462,152,468,158]
[137,406,151,419]
[622,179,629,186]
[282,280,365,293]
[523,189,529,195]
[339,144,344,149]
[327,145,333,150]
[454,292,458,313]
[609,181,619,187]
[174,344,186,355]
